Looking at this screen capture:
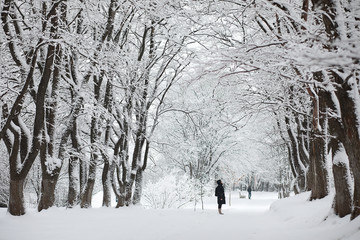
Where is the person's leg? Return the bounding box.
[218,204,224,214]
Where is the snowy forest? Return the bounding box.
[0,0,359,223]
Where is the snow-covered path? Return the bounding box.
[1,192,359,240]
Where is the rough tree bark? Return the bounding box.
[311,0,359,219]
[334,75,360,219]
[79,0,119,208]
[80,74,102,208]
[284,114,306,193]
[307,84,329,200]
[323,84,352,217]
[38,1,67,212]
[1,0,63,215]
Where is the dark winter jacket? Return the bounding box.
[247,186,252,193]
[215,180,226,205]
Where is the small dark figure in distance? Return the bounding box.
[247,185,252,199]
[215,180,226,215]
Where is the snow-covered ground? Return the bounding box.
[1,191,359,240]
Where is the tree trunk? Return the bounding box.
[124,177,135,206]
[133,140,149,205]
[332,142,352,217]
[116,182,126,208]
[132,169,143,205]
[38,176,57,211]
[38,134,58,211]
[68,118,81,208]
[102,160,112,207]
[81,178,95,208]
[335,77,360,220]
[8,179,25,216]
[81,70,102,208]
[309,88,329,200]
[37,0,66,211]
[310,0,358,219]
[80,159,88,198]
[80,155,98,208]
[68,154,80,208]
[309,132,328,200]
[101,78,113,207]
[285,115,306,192]
[323,84,352,218]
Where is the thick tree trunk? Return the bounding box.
[309,88,329,200]
[81,178,95,208]
[332,142,352,217]
[37,0,66,211]
[311,0,358,219]
[309,133,328,200]
[124,177,135,206]
[38,177,57,211]
[8,179,25,216]
[323,86,353,218]
[336,78,360,220]
[38,137,58,211]
[116,183,126,208]
[306,147,314,192]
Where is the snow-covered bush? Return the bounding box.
[142,173,213,209]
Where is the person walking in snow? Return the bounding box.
[215,180,226,215]
[247,185,252,199]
